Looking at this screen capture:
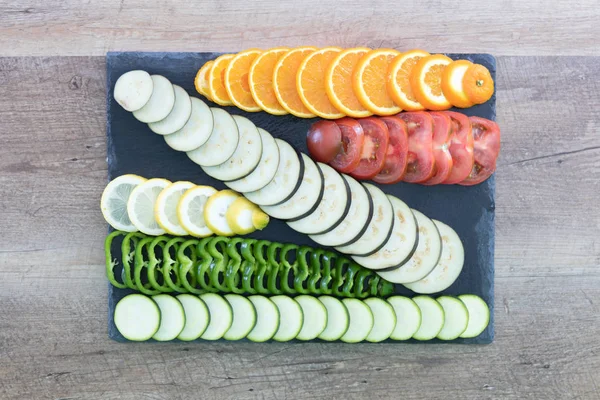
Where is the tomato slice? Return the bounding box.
[330,118,365,173]
[373,116,408,184]
[396,112,435,183]
[460,116,501,186]
[442,111,474,184]
[350,117,390,180]
[421,112,454,185]
[306,120,342,163]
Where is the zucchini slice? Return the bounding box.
[199,293,233,340]
[149,84,192,135]
[202,115,263,182]
[310,174,372,247]
[364,298,396,343]
[458,295,490,338]
[271,295,304,342]
[318,296,349,341]
[151,294,186,341]
[113,70,153,112]
[352,195,418,270]
[187,108,239,167]
[336,183,394,256]
[164,97,214,152]
[244,139,303,206]
[377,209,442,284]
[132,75,175,123]
[247,295,280,342]
[387,296,422,340]
[203,190,241,236]
[404,220,464,294]
[114,294,160,341]
[436,296,469,340]
[340,298,374,343]
[226,128,280,193]
[287,163,350,235]
[260,155,324,220]
[412,296,445,341]
[223,294,257,341]
[295,295,327,341]
[176,294,210,341]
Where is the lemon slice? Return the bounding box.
[225,197,270,235]
[203,190,241,236]
[100,174,147,231]
[127,178,172,235]
[154,181,196,235]
[177,185,218,237]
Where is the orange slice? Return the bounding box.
[353,48,402,116]
[296,47,345,119]
[273,46,318,118]
[410,54,453,111]
[208,54,235,106]
[195,60,214,100]
[463,63,494,105]
[249,47,290,115]
[325,47,373,118]
[225,49,263,112]
[387,49,430,111]
[441,60,474,108]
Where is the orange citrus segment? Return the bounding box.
[441,60,474,108]
[249,47,290,115]
[273,46,318,118]
[463,63,494,105]
[225,49,263,112]
[296,47,345,119]
[325,47,373,118]
[208,54,235,106]
[387,49,430,111]
[195,60,214,101]
[353,48,402,116]
[410,54,453,111]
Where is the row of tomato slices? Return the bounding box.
[306,111,500,186]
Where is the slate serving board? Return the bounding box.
[106,51,496,344]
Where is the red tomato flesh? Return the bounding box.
[460,116,501,186]
[306,120,342,163]
[350,117,390,180]
[396,112,435,183]
[421,112,454,185]
[330,118,365,173]
[373,116,408,184]
[442,111,474,184]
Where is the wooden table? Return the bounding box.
[1,1,599,399]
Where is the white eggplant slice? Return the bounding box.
[364,298,396,343]
[148,84,192,135]
[164,97,214,152]
[336,183,394,256]
[202,115,263,181]
[340,298,374,343]
[244,140,303,206]
[247,296,280,342]
[199,293,233,340]
[318,296,349,341]
[295,295,327,341]
[226,128,280,193]
[412,296,445,341]
[271,295,304,342]
[132,75,175,123]
[176,294,210,341]
[387,296,422,341]
[114,294,160,341]
[223,294,257,341]
[113,70,153,112]
[310,175,373,247]
[203,190,240,236]
[436,296,469,340]
[377,209,442,284]
[187,108,239,167]
[404,220,464,294]
[287,163,350,235]
[260,155,323,220]
[352,195,418,270]
[151,294,186,341]
[458,295,490,339]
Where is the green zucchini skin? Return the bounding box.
[106,231,395,297]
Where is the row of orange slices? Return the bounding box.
[194,47,494,119]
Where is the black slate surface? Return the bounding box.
[106,51,496,344]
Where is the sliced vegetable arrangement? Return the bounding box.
[105,231,395,298]
[306,112,500,185]
[187,47,494,118]
[101,175,269,236]
[114,293,490,342]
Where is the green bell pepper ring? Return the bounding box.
[121,232,146,290]
[162,237,187,292]
[105,230,128,289]
[133,237,162,295]
[178,239,204,294]
[207,237,231,292]
[146,236,173,293]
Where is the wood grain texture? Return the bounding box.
[0,0,599,57]
[1,55,599,399]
